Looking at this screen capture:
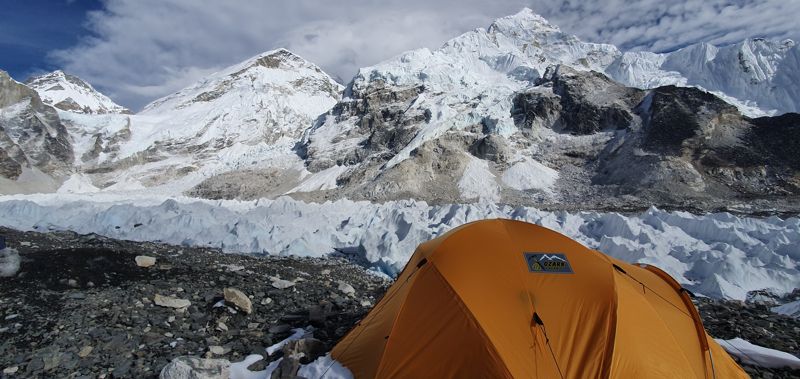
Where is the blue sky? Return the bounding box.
[3,0,799,110]
[0,0,102,80]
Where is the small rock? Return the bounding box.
[78,346,93,358]
[208,346,225,355]
[154,294,191,309]
[135,255,157,268]
[159,356,230,379]
[67,279,78,288]
[3,366,19,374]
[337,281,356,296]
[217,322,228,332]
[223,288,253,314]
[270,277,295,290]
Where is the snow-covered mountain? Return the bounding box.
[275,9,798,212]
[67,49,344,192]
[0,8,798,214]
[25,70,129,114]
[609,38,800,115]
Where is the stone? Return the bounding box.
[159,356,230,379]
[154,294,191,309]
[337,281,356,296]
[270,277,295,290]
[223,288,253,314]
[42,352,62,370]
[135,255,157,268]
[3,366,19,374]
[216,322,228,332]
[208,346,225,355]
[78,346,93,358]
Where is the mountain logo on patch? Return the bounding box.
[524,253,573,274]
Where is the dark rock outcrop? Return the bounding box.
[0,71,73,180]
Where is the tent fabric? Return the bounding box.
[332,219,749,378]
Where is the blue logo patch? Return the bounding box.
[524,253,573,274]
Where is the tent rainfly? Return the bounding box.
[331,219,749,378]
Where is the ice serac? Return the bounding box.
[87,48,344,192]
[0,194,796,301]
[0,71,73,193]
[25,70,129,114]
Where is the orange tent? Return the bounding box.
[332,219,748,378]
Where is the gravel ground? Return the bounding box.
[0,227,387,378]
[0,227,798,378]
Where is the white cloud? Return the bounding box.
[51,0,799,110]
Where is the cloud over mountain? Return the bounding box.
[51,0,799,110]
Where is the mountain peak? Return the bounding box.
[237,48,321,74]
[142,47,341,115]
[25,70,129,114]
[487,8,558,34]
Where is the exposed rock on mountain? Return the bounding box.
[0,71,73,193]
[25,70,129,114]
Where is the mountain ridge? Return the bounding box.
[0,9,798,214]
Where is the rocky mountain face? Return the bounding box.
[25,70,129,114]
[0,71,73,194]
[276,10,800,212]
[284,62,800,212]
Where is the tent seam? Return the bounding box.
[429,264,515,379]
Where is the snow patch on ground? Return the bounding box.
[227,353,353,379]
[501,158,559,193]
[0,194,797,300]
[458,157,500,201]
[297,354,353,379]
[717,338,800,369]
[288,165,349,193]
[266,328,308,356]
[57,174,100,194]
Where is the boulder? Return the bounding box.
[223,288,253,314]
[135,255,157,268]
[337,281,356,296]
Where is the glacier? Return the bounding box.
[0,193,796,301]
